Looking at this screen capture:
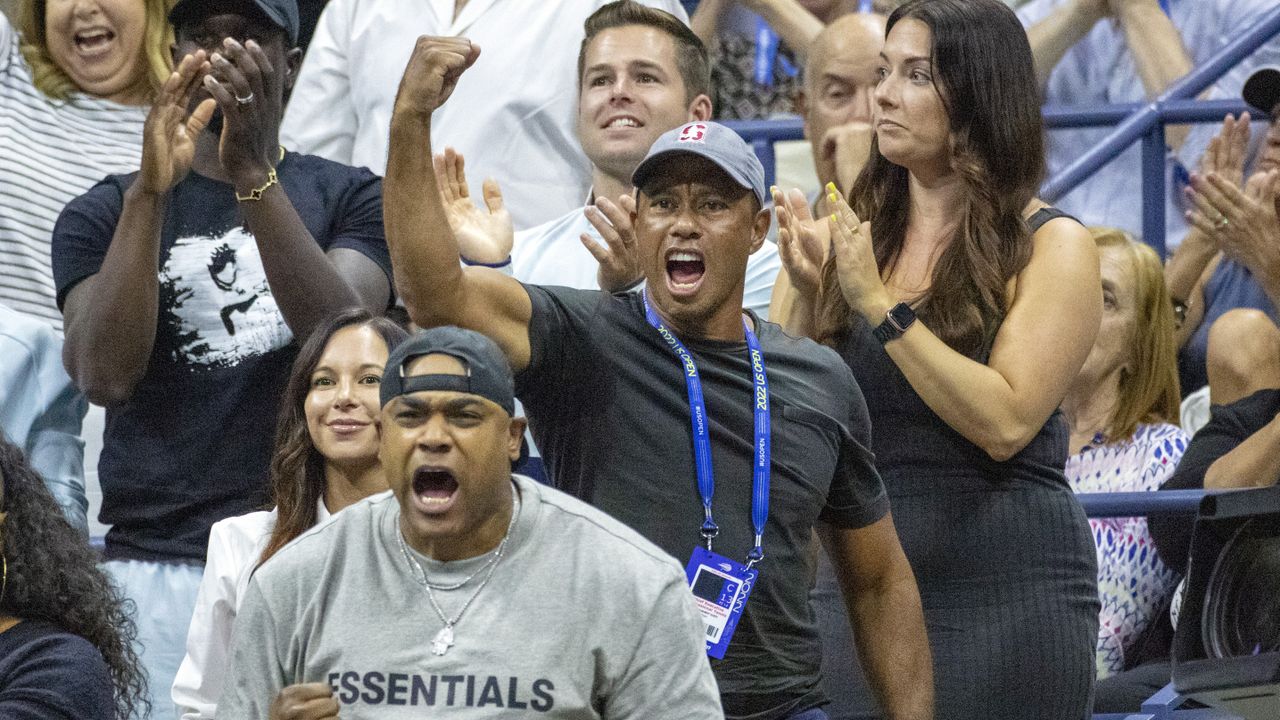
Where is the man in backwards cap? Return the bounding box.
[383,37,932,720]
[219,326,722,719]
[51,0,392,713]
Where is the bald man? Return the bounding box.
[799,12,886,201]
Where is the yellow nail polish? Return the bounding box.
[831,213,838,223]
[825,182,837,193]
[828,193,838,204]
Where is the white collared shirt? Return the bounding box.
[1017,0,1280,251]
[172,493,388,720]
[279,0,688,231]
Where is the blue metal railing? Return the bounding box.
[1042,3,1280,256]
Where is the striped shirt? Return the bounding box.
[0,14,146,333]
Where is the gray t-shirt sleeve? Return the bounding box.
[602,571,724,720]
[217,578,290,718]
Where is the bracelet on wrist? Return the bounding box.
[234,146,287,203]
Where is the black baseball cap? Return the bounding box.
[169,0,301,45]
[1243,67,1280,115]
[380,327,515,416]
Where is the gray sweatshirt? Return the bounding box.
[217,475,723,719]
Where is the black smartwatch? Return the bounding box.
[872,302,916,344]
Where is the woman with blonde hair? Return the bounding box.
[1062,227,1187,679]
[2,0,173,331]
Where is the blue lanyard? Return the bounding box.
[642,291,771,567]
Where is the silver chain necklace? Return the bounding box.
[396,491,519,656]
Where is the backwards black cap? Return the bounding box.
[379,326,515,416]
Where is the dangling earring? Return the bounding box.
[1,554,7,607]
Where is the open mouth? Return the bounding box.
[411,467,459,513]
[665,249,706,295]
[74,28,116,54]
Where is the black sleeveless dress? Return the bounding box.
[819,207,1100,719]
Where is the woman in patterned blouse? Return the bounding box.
[1061,226,1189,678]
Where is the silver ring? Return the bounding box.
[1216,216,1230,229]
[235,91,254,106]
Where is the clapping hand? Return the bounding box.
[1186,170,1280,284]
[201,38,284,194]
[434,147,512,265]
[826,183,892,320]
[583,194,642,292]
[138,51,215,195]
[773,186,827,300]
[268,683,339,720]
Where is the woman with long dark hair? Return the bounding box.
[774,0,1102,716]
[0,436,148,719]
[172,308,407,720]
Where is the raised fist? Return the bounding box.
[393,36,481,118]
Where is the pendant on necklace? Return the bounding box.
[431,625,455,656]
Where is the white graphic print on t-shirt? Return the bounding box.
[158,227,293,368]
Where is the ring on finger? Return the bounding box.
[1215,215,1229,229]
[235,91,254,106]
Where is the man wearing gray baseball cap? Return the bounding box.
[219,326,722,719]
[383,36,932,720]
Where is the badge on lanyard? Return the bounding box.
[643,291,771,658]
[685,547,758,659]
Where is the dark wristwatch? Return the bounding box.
[872,302,917,344]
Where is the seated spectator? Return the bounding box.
[171,308,406,720]
[0,435,146,720]
[0,305,87,534]
[50,0,392,714]
[279,0,686,230]
[1061,227,1187,678]
[444,1,780,315]
[219,327,724,719]
[1018,0,1280,251]
[691,0,842,119]
[1097,378,1280,712]
[1,0,172,330]
[1168,67,1280,400]
[767,12,884,329]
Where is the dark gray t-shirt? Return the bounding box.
[515,285,889,720]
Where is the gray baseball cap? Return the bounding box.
[169,0,301,45]
[380,327,515,416]
[1243,67,1280,115]
[631,121,767,207]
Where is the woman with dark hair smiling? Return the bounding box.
[172,308,407,720]
[774,0,1102,715]
[0,436,148,719]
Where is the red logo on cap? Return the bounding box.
[678,123,707,143]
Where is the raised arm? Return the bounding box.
[1024,0,1104,93]
[827,193,1101,461]
[384,36,533,370]
[820,517,933,720]
[692,0,823,61]
[1110,0,1195,146]
[62,53,215,405]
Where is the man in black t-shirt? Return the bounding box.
[50,0,391,715]
[382,35,932,720]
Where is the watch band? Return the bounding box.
[872,302,916,344]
